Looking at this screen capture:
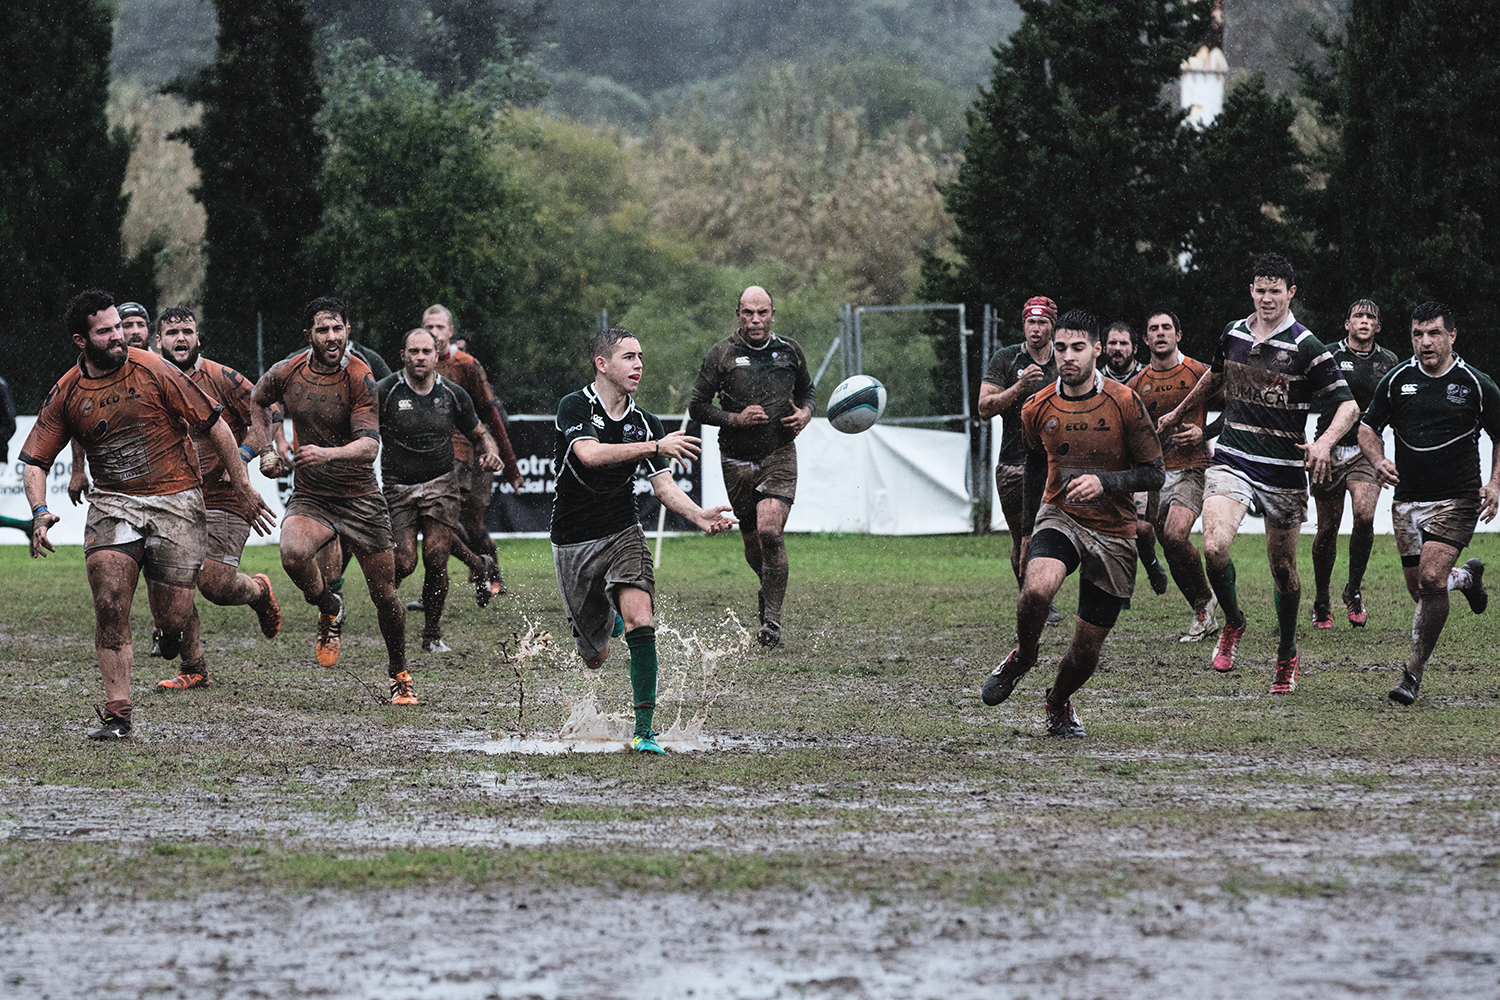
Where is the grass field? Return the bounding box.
[3,532,1499,997]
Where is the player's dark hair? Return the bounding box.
[302,295,349,331]
[736,288,774,313]
[157,305,196,330]
[1105,320,1138,348]
[1251,253,1295,287]
[1055,309,1099,342]
[65,289,116,342]
[402,327,435,350]
[590,327,637,366]
[1346,298,1379,321]
[1410,300,1455,331]
[1146,309,1181,334]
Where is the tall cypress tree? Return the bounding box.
[167,0,325,371]
[0,0,146,410]
[1303,0,1500,365]
[921,0,1206,401]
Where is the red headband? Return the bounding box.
[1022,296,1057,322]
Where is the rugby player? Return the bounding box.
[979,310,1165,737]
[1159,253,1358,693]
[253,296,415,706]
[21,289,272,739]
[421,304,521,606]
[689,285,815,647]
[378,328,502,653]
[978,296,1062,624]
[1105,319,1167,596]
[1309,299,1399,629]
[553,328,736,754]
[1359,301,1496,705]
[151,307,282,689]
[67,302,153,504]
[1128,310,1223,641]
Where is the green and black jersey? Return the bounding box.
[1362,356,1500,503]
[376,373,480,486]
[551,384,671,544]
[1316,340,1400,448]
[689,331,816,462]
[981,343,1057,466]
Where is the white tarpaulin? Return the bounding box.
[704,419,973,535]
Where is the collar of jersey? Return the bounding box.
[1055,368,1104,398]
[1240,310,1298,341]
[734,331,780,352]
[583,382,636,419]
[398,371,442,392]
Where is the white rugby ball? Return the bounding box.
[827,375,887,434]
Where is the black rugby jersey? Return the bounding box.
[982,343,1058,465]
[376,373,480,486]
[689,332,815,462]
[1362,356,1500,503]
[551,385,671,544]
[1316,340,1400,448]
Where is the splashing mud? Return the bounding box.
[449,608,752,754]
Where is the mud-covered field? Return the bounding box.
[2,535,1498,998]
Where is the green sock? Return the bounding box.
[611,613,626,638]
[625,626,658,738]
[1273,588,1300,659]
[329,575,344,595]
[0,515,32,533]
[1206,558,1242,627]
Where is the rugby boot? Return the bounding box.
[1312,601,1333,630]
[149,627,165,658]
[1343,588,1367,627]
[405,599,425,612]
[1181,595,1220,643]
[86,706,132,741]
[1043,690,1086,738]
[1144,557,1169,596]
[757,620,782,648]
[981,648,1027,706]
[474,556,498,608]
[316,593,346,667]
[421,636,452,653]
[1388,670,1420,706]
[631,732,666,754]
[1212,619,1245,672]
[250,573,282,638]
[389,670,419,706]
[1045,601,1062,626]
[1269,652,1299,694]
[157,671,209,690]
[1459,558,1487,614]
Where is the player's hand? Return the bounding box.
[695,505,738,536]
[736,405,770,428]
[259,450,287,478]
[238,484,277,536]
[656,430,701,463]
[30,511,59,559]
[274,437,295,467]
[1299,440,1334,484]
[780,401,812,435]
[1019,365,1046,391]
[478,453,502,472]
[294,444,336,467]
[1375,458,1399,488]
[1065,474,1104,503]
[1156,407,1183,435]
[1169,425,1204,450]
[1481,482,1499,523]
[68,469,89,505]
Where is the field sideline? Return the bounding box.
[2,533,1498,997]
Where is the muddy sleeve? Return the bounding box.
[688,344,734,426]
[350,366,380,441]
[18,378,73,469]
[1361,368,1395,435]
[792,342,816,413]
[451,382,482,439]
[1479,371,1500,443]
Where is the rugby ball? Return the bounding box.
[827,375,887,434]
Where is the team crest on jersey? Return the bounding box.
[398,399,413,410]
[1044,417,1059,434]
[1401,383,1418,395]
[80,399,92,415]
[735,356,751,366]
[1447,383,1470,405]
[592,413,606,428]
[1341,361,1355,370]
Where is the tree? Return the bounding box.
[1177,74,1310,352]
[920,0,1207,403]
[0,0,156,411]
[166,0,325,372]
[1301,0,1500,366]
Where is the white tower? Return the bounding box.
[1181,0,1228,127]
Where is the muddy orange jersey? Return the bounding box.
[1127,354,1218,471]
[253,351,380,498]
[1021,373,1163,537]
[21,348,221,497]
[185,357,256,511]
[435,348,497,464]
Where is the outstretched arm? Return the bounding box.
[649,471,737,535]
